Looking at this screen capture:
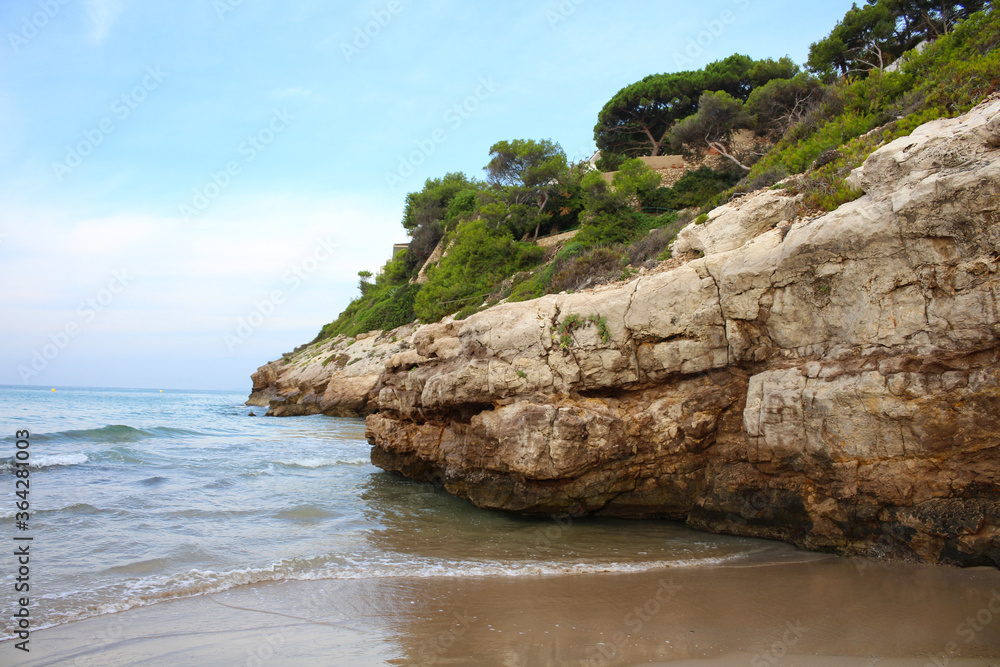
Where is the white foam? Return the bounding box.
[274,457,370,468]
[1,453,88,469]
[0,552,749,639]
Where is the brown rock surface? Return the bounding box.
[365,97,1000,566]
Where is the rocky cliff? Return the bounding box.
[247,325,417,417]
[252,97,1000,566]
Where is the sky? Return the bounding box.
[0,0,857,391]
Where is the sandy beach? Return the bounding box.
[10,554,1000,666]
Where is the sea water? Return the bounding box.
[0,385,787,639]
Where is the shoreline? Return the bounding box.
[8,555,1000,666]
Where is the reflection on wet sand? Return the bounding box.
[17,557,1000,665]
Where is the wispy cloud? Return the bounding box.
[85,0,126,45]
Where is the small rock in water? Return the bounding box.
[248,411,256,417]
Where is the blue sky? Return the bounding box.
[0,0,856,391]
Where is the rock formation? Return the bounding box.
[251,97,1000,565]
[247,325,416,417]
[367,97,1000,566]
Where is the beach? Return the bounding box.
[3,388,999,666]
[15,556,1000,666]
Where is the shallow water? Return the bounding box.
[0,385,790,638]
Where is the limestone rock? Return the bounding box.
[246,323,417,417]
[672,188,801,256]
[365,97,1000,567]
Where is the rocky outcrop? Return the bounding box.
[366,97,1000,566]
[247,325,417,417]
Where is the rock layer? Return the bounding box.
[247,326,416,417]
[366,97,1000,566]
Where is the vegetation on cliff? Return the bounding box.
[314,2,997,344]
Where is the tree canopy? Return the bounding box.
[484,138,568,239]
[594,54,799,160]
[807,0,990,78]
[670,91,754,171]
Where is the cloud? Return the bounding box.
[85,0,126,45]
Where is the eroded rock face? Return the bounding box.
[367,97,1000,566]
[247,325,417,417]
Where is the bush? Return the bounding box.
[314,253,419,340]
[549,247,628,293]
[414,219,544,322]
[575,211,676,250]
[647,167,743,211]
[626,220,686,265]
[612,158,662,204]
[595,152,627,172]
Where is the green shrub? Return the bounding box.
[414,219,544,322]
[549,247,628,293]
[626,223,685,265]
[643,167,741,211]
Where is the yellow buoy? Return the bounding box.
[159,390,163,393]
[51,388,56,392]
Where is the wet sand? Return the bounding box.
[8,555,1000,666]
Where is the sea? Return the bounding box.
[0,384,797,640]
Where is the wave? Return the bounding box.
[273,457,371,468]
[0,551,750,640]
[0,502,106,520]
[0,452,88,469]
[7,425,208,445]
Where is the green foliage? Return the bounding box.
[580,171,621,215]
[807,0,990,78]
[400,173,481,276]
[595,152,627,172]
[611,158,663,203]
[588,314,612,343]
[595,54,799,158]
[402,172,477,232]
[645,167,742,211]
[445,188,479,225]
[749,110,880,179]
[558,314,583,334]
[575,210,671,249]
[555,313,612,348]
[746,73,827,139]
[549,247,629,293]
[414,219,544,322]
[626,223,685,265]
[671,91,750,161]
[762,7,999,211]
[315,252,421,340]
[313,7,1000,343]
